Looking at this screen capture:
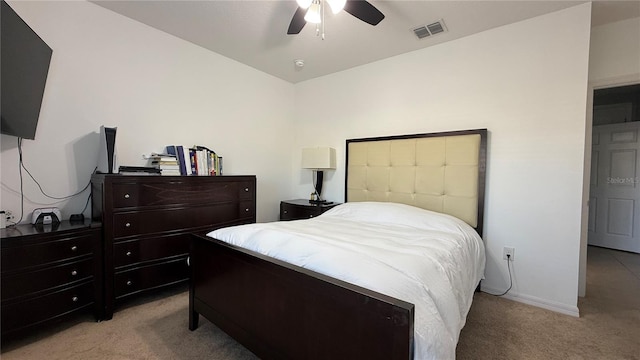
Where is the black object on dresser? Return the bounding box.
[279,199,340,221]
[91,174,256,320]
[0,220,103,340]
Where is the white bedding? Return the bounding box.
[207,201,485,360]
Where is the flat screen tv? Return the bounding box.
[1,0,52,140]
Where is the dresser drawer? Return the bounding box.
[280,200,339,221]
[239,200,255,218]
[2,258,94,302]
[292,206,320,219]
[1,235,94,272]
[238,181,254,200]
[1,281,94,334]
[113,202,251,238]
[114,258,189,299]
[111,181,252,209]
[113,234,190,268]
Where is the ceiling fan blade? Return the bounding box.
[287,7,307,34]
[343,0,385,26]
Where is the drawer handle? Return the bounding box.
[283,210,288,214]
[244,187,249,192]
[245,208,249,212]
[124,194,130,199]
[126,280,133,286]
[309,215,314,218]
[71,245,78,252]
[125,222,131,228]
[186,256,190,267]
[72,296,79,302]
[71,270,78,276]
[126,251,132,257]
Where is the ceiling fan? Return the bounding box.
[287,0,385,35]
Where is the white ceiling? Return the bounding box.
[92,0,640,84]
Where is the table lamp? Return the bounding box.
[302,147,336,203]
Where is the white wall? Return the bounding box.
[589,17,640,83]
[0,1,295,223]
[293,4,593,315]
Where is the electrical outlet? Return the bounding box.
[503,247,515,261]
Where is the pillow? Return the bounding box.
[321,201,474,234]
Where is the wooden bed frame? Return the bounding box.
[189,129,487,359]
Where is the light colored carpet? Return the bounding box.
[2,246,638,359]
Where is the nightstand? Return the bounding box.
[279,199,340,221]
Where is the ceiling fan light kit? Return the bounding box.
[304,1,322,24]
[297,0,345,14]
[287,0,385,36]
[296,0,313,9]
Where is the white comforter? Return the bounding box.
[207,201,485,360]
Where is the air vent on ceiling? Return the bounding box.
[412,19,447,40]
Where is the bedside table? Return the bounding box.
[280,199,340,221]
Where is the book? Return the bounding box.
[160,169,181,176]
[189,148,197,175]
[166,145,190,176]
[118,166,161,175]
[177,146,189,175]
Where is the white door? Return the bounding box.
[589,122,640,253]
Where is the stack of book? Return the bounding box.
[166,145,223,176]
[147,153,181,176]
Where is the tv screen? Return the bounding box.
[1,0,52,140]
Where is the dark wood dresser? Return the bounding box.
[279,199,340,220]
[91,174,256,319]
[0,220,103,340]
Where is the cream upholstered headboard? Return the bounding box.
[346,129,487,235]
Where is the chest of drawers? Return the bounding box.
[92,174,256,319]
[0,221,102,339]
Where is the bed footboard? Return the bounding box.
[189,233,414,360]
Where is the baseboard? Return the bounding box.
[480,286,580,317]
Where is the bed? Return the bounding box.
[189,128,488,360]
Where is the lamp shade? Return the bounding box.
[302,147,336,169]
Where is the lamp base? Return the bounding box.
[309,199,333,205]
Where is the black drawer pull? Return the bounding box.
[72,296,79,302]
[244,188,249,192]
[126,280,133,286]
[124,194,130,199]
[71,245,78,251]
[71,270,78,276]
[125,222,131,228]
[126,251,132,257]
[283,210,288,214]
[245,208,249,212]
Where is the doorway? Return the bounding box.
[588,84,640,254]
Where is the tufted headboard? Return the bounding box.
[345,129,487,235]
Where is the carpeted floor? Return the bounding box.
[2,246,638,359]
